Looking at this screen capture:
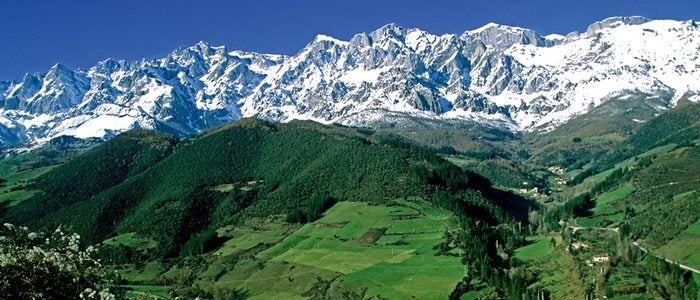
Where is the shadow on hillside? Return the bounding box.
[482,188,540,224]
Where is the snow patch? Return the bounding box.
[545,33,565,40]
[52,115,137,139]
[339,67,390,86]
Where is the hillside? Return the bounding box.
[519,103,700,299]
[2,104,699,298]
[0,118,544,298]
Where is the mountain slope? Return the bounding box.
[2,119,530,258]
[0,17,699,147]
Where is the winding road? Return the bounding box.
[631,241,700,274]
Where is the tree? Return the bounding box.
[0,223,121,299]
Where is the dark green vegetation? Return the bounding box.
[1,98,699,299]
[0,135,101,206]
[521,101,700,299]
[1,118,537,298]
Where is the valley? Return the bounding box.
[0,13,698,299]
[1,100,698,299]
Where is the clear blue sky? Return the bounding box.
[1,0,698,81]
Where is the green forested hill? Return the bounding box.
[3,130,178,224]
[2,118,527,261]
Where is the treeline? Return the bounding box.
[543,193,593,229]
[622,191,700,247]
[286,192,336,223]
[411,160,543,298]
[466,158,546,190]
[546,167,631,229]
[378,132,544,298]
[589,167,629,195]
[374,133,499,160]
[642,254,698,298]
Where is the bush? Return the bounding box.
[0,223,121,299]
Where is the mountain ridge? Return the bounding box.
[1,16,699,147]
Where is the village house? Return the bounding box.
[592,253,610,263]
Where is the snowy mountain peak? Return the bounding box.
[585,16,651,34]
[467,22,530,35]
[312,34,348,46]
[370,23,406,39]
[0,16,698,147]
[462,21,556,49]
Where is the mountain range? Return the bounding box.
[1,16,699,147]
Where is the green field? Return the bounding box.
[684,220,700,235]
[214,217,296,257]
[116,200,466,298]
[0,165,55,205]
[103,232,158,249]
[657,219,700,269]
[576,213,625,228]
[526,236,586,299]
[254,201,464,299]
[573,183,634,228]
[514,236,553,262]
[592,183,635,214]
[123,285,170,299]
[393,197,453,220]
[118,262,168,283]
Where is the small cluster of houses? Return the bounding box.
[570,241,611,266]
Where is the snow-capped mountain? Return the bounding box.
[1,16,699,147]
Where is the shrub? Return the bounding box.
[0,223,120,299]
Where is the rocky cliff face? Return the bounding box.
[1,16,699,147]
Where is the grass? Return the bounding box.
[524,236,586,299]
[110,201,465,298]
[657,234,700,269]
[341,257,464,299]
[214,217,295,257]
[655,220,700,269]
[118,262,167,283]
[608,294,653,300]
[673,190,697,201]
[103,232,158,249]
[514,235,553,262]
[576,213,625,228]
[684,220,700,235]
[256,201,463,299]
[212,260,337,298]
[0,165,55,205]
[592,183,636,214]
[123,285,171,299]
[393,196,453,220]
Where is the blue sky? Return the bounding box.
[1,0,698,80]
